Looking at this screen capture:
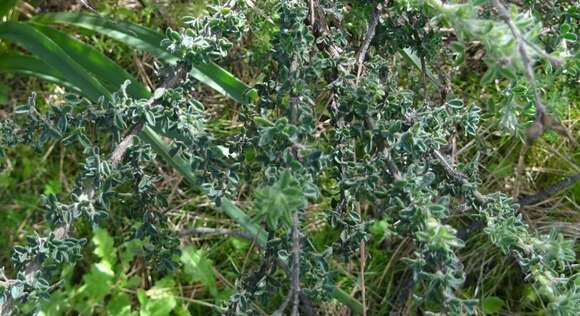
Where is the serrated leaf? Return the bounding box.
[180,246,217,296]
[141,277,177,316]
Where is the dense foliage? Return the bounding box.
[0,0,578,315]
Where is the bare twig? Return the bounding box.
[359,236,367,316]
[493,0,544,114]
[270,212,302,316]
[110,122,145,167]
[433,150,491,203]
[384,149,402,181]
[291,212,302,316]
[517,173,580,206]
[356,4,382,81]
[309,0,315,26]
[0,64,188,316]
[179,227,259,242]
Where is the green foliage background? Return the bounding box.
[0,0,578,315]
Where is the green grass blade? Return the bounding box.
[0,21,110,102]
[31,24,150,99]
[32,13,254,104]
[399,48,442,89]
[0,53,83,95]
[331,287,364,314]
[141,126,196,185]
[220,199,268,247]
[32,12,177,64]
[191,62,256,105]
[0,0,19,18]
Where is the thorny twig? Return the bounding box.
[0,64,188,316]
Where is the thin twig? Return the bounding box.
[384,148,402,181]
[270,212,301,316]
[356,3,382,82]
[179,227,258,242]
[309,0,315,26]
[517,173,580,206]
[433,150,491,203]
[110,122,145,167]
[359,235,367,316]
[492,0,545,114]
[291,212,302,316]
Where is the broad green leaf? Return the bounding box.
[330,287,364,315]
[221,198,267,247]
[0,53,83,95]
[0,21,111,102]
[141,126,197,185]
[32,24,150,98]
[120,239,143,272]
[79,261,114,302]
[107,292,136,316]
[191,62,257,104]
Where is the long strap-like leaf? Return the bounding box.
[32,12,176,64]
[32,12,255,105]
[0,53,81,94]
[32,24,150,99]
[0,21,111,101]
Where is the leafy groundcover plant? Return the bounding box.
[0,0,578,315]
